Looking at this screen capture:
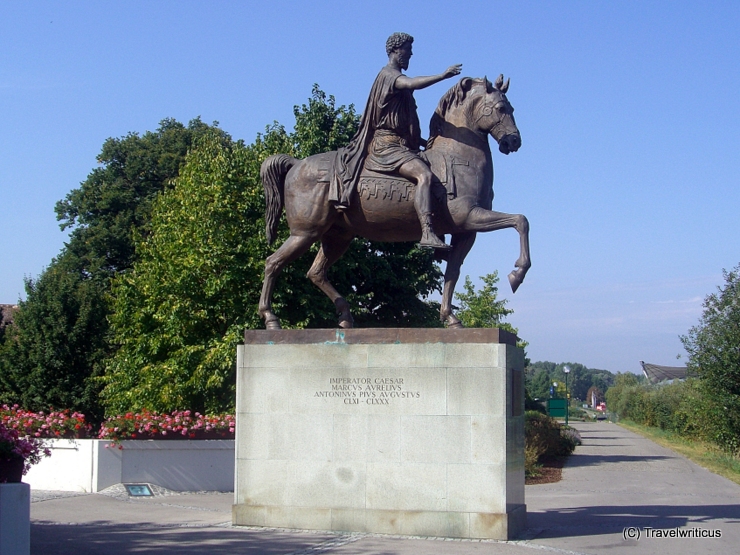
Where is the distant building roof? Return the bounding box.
[640,361,691,383]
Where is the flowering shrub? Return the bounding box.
[98,410,235,442]
[0,422,51,475]
[525,411,579,477]
[1,404,93,439]
[561,426,582,447]
[1,405,235,445]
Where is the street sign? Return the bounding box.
[548,398,567,418]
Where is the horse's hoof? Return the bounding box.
[443,314,464,329]
[418,239,452,251]
[508,270,523,293]
[265,316,282,330]
[339,319,354,329]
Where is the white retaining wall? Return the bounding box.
[23,439,234,492]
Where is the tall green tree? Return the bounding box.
[56,118,218,276]
[454,272,527,358]
[529,368,553,399]
[590,370,615,395]
[454,272,513,329]
[0,119,218,420]
[102,131,269,413]
[102,88,443,414]
[681,264,740,453]
[0,254,107,416]
[550,363,591,401]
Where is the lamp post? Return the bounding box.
[563,366,571,425]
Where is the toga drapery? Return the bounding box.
[331,66,423,205]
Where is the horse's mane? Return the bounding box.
[427,79,472,149]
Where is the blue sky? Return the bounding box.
[2,1,738,373]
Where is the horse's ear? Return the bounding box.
[484,76,494,93]
[501,77,510,94]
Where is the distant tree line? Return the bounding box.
[525,361,616,402]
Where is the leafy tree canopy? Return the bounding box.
[0,118,222,421]
[454,273,513,329]
[585,385,605,406]
[101,131,268,414]
[680,264,740,452]
[525,361,616,401]
[454,272,528,358]
[681,265,740,398]
[56,118,220,276]
[0,252,108,420]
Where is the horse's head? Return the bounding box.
[429,75,521,155]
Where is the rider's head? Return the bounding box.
[386,32,413,56]
[386,33,413,70]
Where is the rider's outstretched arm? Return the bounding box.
[395,64,462,91]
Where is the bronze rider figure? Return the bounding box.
[331,32,462,250]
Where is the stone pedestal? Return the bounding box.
[0,483,30,555]
[233,328,525,540]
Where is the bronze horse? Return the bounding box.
[259,75,530,329]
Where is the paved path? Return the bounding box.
[30,422,740,554]
[526,421,740,554]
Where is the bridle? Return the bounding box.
[475,89,511,139]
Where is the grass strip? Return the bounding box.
[618,419,740,486]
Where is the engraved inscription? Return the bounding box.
[314,377,420,405]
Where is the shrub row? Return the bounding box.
[1,405,234,442]
[524,410,580,477]
[606,378,740,454]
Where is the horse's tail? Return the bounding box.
[261,154,298,245]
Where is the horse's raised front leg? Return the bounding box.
[259,233,317,329]
[464,206,531,293]
[440,232,477,328]
[307,229,355,328]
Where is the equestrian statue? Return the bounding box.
[259,32,531,330]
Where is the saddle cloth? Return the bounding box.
[319,150,467,204]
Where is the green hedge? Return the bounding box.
[606,377,740,454]
[524,411,580,477]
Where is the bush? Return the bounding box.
[568,406,587,420]
[1,404,92,438]
[525,389,546,414]
[525,411,578,476]
[605,377,740,454]
[98,409,235,441]
[1,406,234,443]
[561,426,582,447]
[525,441,544,477]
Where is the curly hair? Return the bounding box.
[385,32,414,56]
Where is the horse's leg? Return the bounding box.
[307,229,355,328]
[464,206,531,293]
[440,232,477,328]
[259,233,318,329]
